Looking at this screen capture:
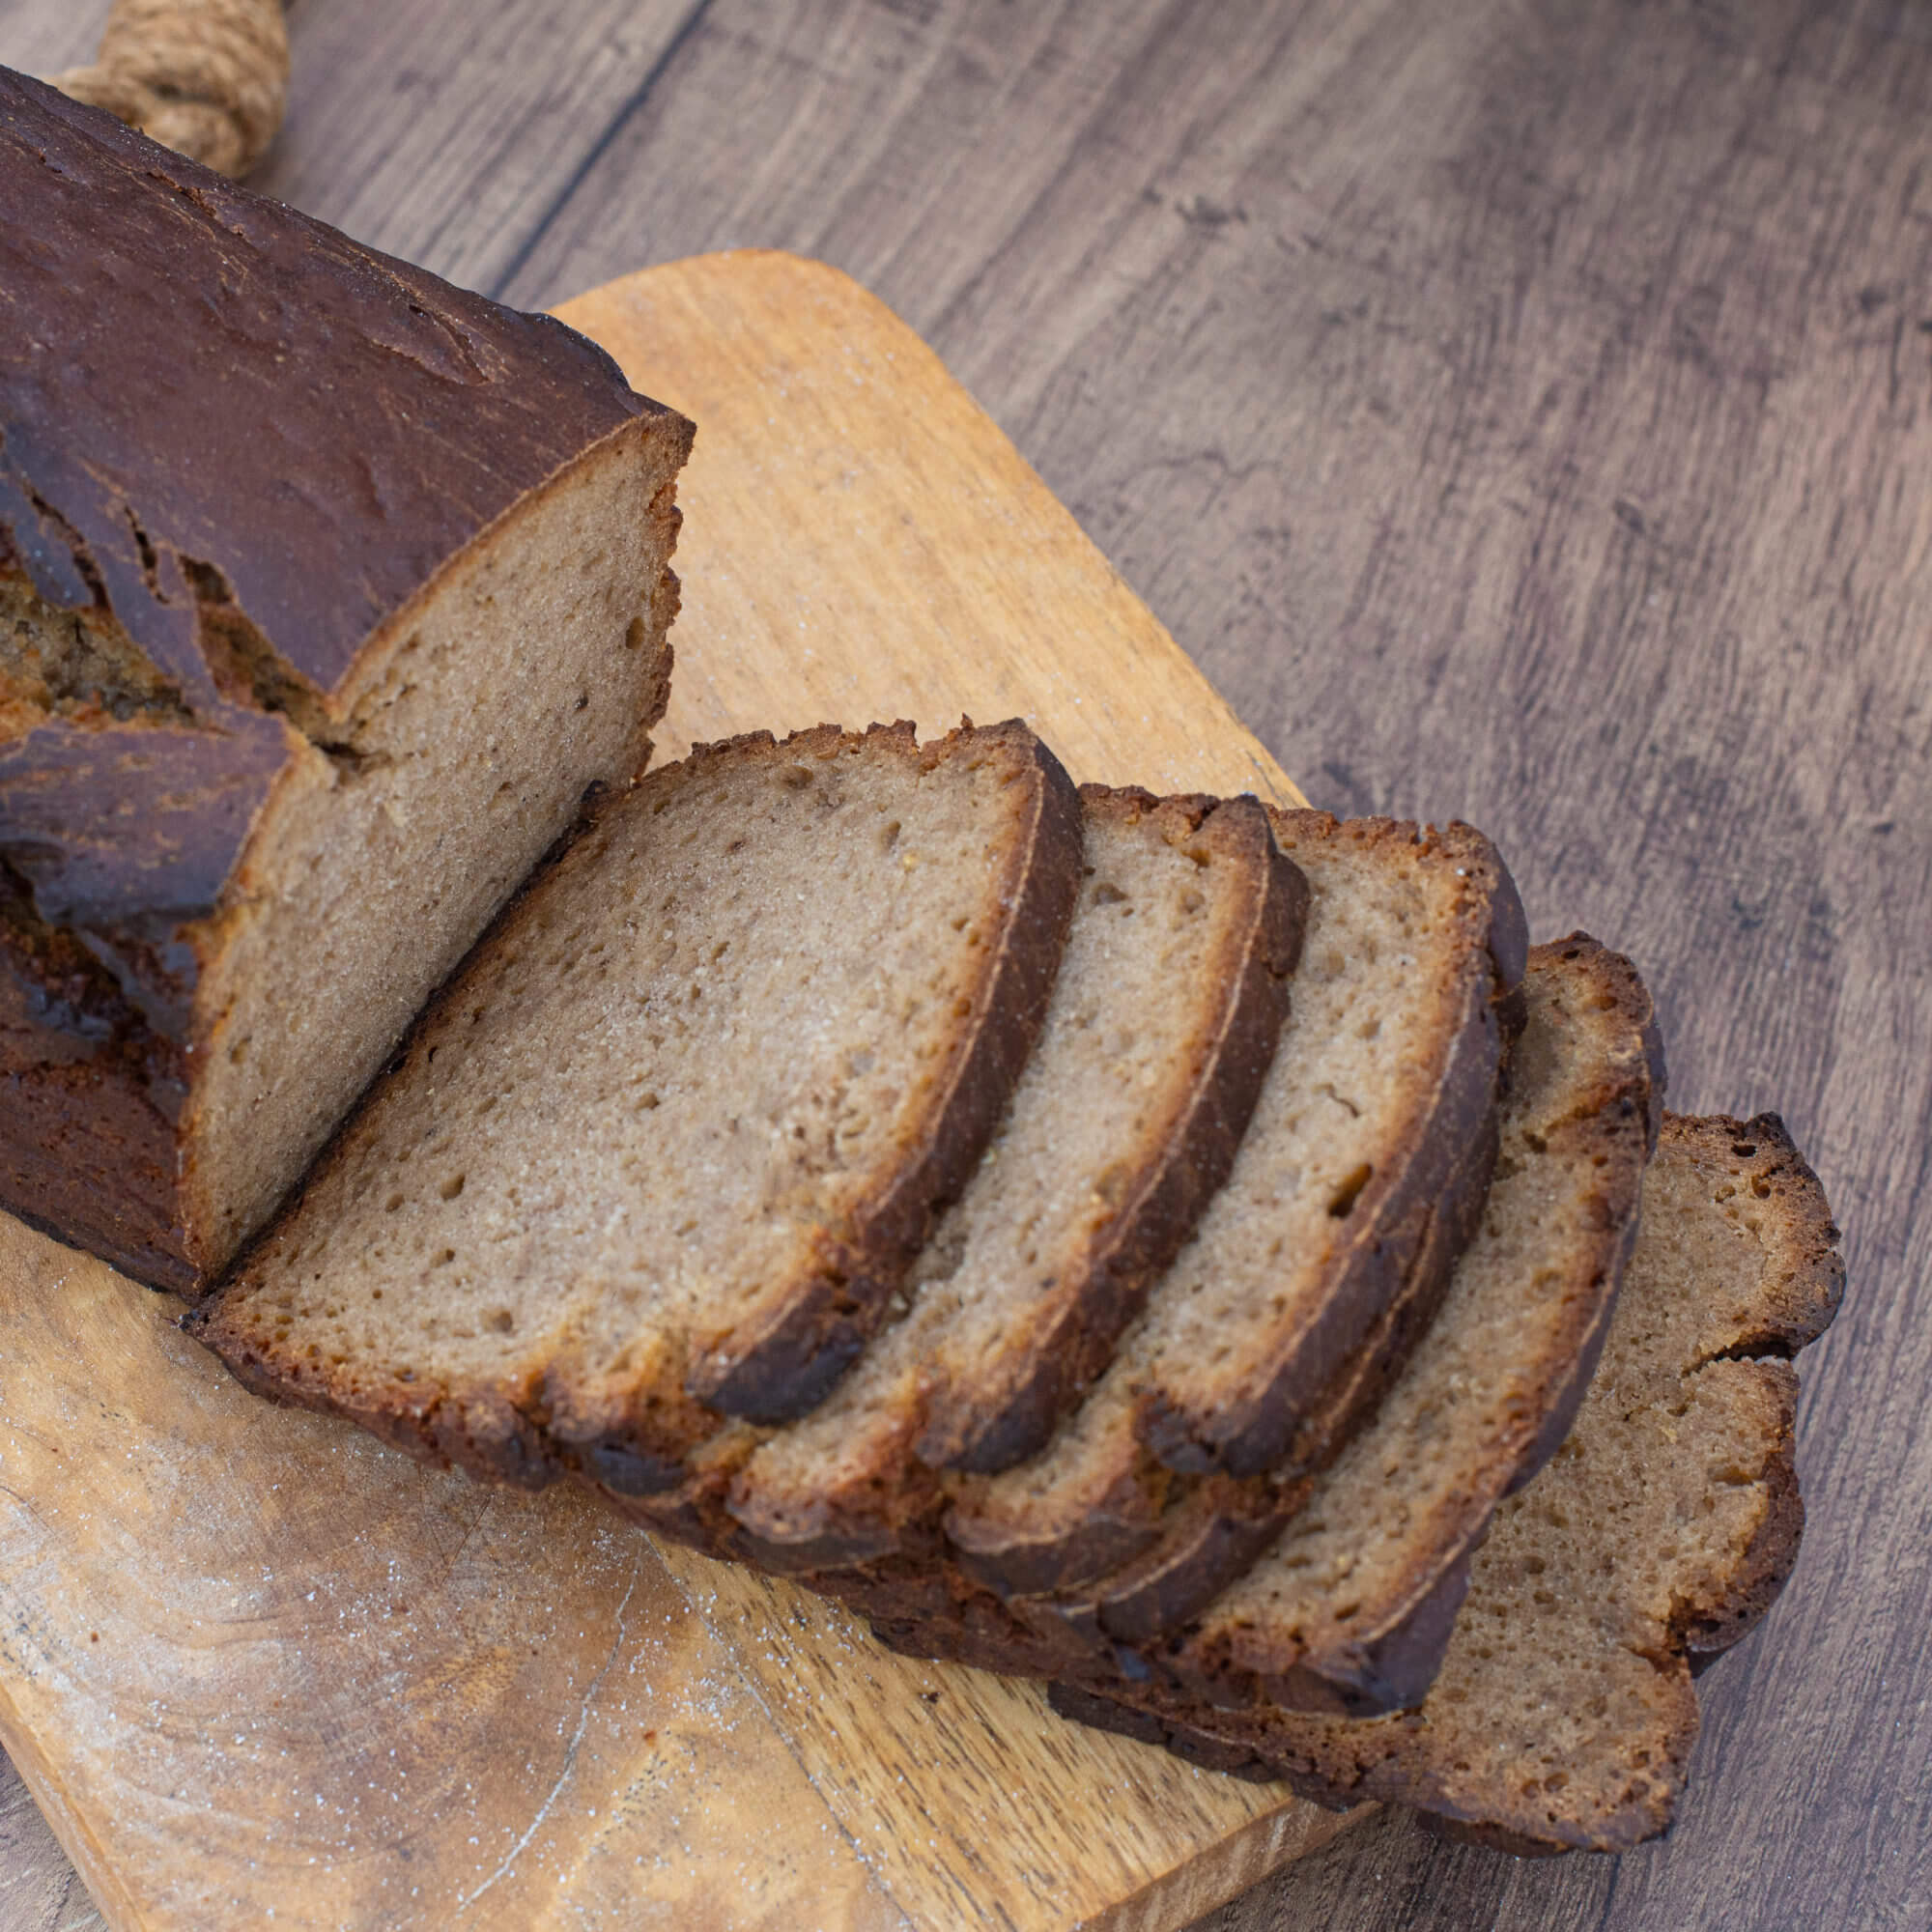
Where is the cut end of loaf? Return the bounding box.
[182,419,693,1286]
[1,422,690,1293]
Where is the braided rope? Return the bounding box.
[49,0,288,178]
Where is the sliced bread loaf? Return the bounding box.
[861,935,1659,1713]
[187,719,1083,1482]
[698,787,1306,1573]
[1,71,693,1295]
[941,813,1526,1638]
[1051,1111,1843,1855]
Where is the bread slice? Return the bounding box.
[1051,1111,1843,1855]
[187,719,1083,1482]
[940,813,1526,1644]
[690,786,1307,1573]
[1,71,694,1295]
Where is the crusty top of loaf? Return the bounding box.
[0,68,688,939]
[1,69,657,701]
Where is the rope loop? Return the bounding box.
[50,0,289,178]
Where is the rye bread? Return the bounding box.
[820,1115,1489,1674]
[859,936,1659,1711]
[1051,1111,1843,1855]
[940,812,1526,1639]
[603,785,1307,1566]
[187,719,1082,1483]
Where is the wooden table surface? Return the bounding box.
[2,2,1926,1927]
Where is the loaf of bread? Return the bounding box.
[0,70,694,1293]
[188,721,1085,1479]
[159,684,1824,1852]
[1051,1112,1842,1854]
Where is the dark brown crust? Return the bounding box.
[915,787,1308,1471]
[1,72,655,701]
[945,1457,1179,1607]
[1046,1109,1843,1856]
[1053,1485,1301,1656]
[0,71,691,1292]
[0,711,291,1293]
[1415,1814,1574,1859]
[685,719,1086,1420]
[0,856,195,1289]
[1141,814,1527,1479]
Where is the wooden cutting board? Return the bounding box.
[0,251,1358,1931]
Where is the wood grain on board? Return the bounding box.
[0,252,1347,1932]
[3,0,1929,1926]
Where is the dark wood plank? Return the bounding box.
[245,0,704,290]
[3,0,1929,1926]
